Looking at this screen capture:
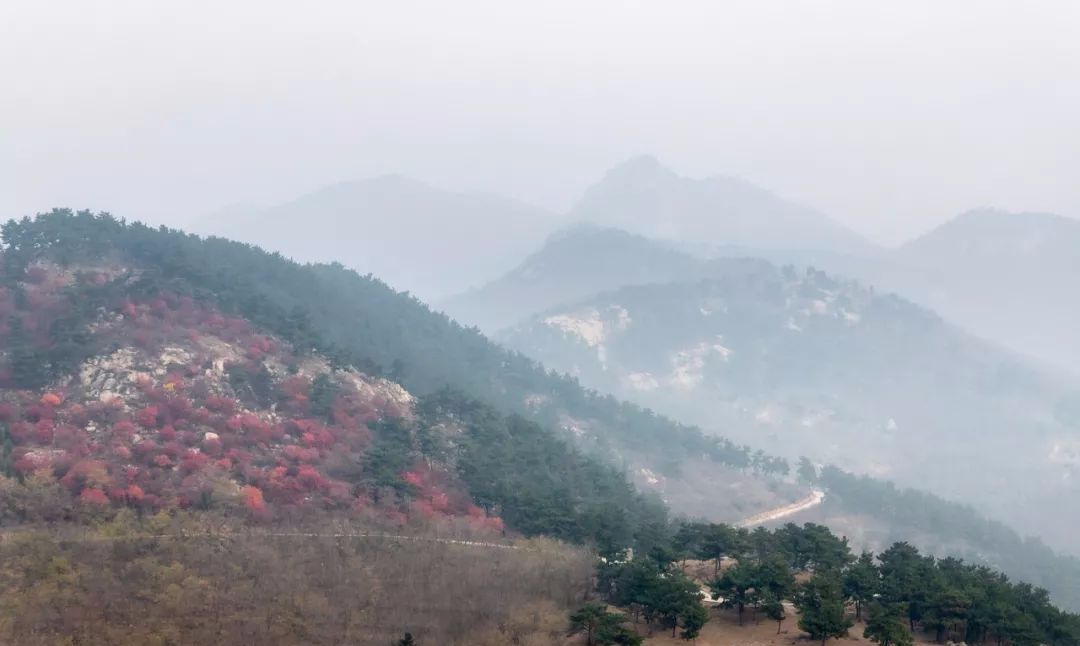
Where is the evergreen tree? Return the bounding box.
[796,572,854,645]
[863,603,913,646]
[844,551,880,620]
[569,603,609,646]
[762,593,787,634]
[711,560,760,625]
[678,603,708,641]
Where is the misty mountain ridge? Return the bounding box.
[571,155,878,257]
[203,159,1080,375]
[495,259,1080,552]
[198,173,567,301]
[441,225,774,331]
[887,207,1080,371]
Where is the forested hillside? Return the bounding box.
[441,225,770,332]
[498,263,1080,551]
[4,210,1080,614]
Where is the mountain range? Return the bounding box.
[200,157,1080,372]
[488,233,1080,547]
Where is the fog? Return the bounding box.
[4,0,1079,244]
[6,1,1080,630]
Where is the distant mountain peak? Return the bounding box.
[602,154,678,180]
[573,157,875,256]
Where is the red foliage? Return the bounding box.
[79,488,111,507]
[126,484,145,502]
[243,485,270,521]
[0,271,490,528]
[33,420,55,444]
[136,405,160,429]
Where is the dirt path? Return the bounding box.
[736,490,825,528]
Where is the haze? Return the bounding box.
[4,0,1079,244]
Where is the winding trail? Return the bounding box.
[735,489,825,528]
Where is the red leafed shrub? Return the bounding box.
[9,421,33,444]
[112,420,137,438]
[243,485,270,520]
[133,440,157,457]
[179,450,210,475]
[411,499,438,519]
[62,404,90,428]
[429,491,450,513]
[136,405,160,428]
[153,454,172,468]
[126,484,145,502]
[78,488,111,507]
[162,441,185,459]
[14,454,46,475]
[54,424,88,452]
[296,465,327,491]
[24,403,55,422]
[60,459,112,494]
[40,392,62,407]
[203,435,223,457]
[402,471,424,489]
[158,425,177,442]
[33,420,55,444]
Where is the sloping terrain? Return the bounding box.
[0,213,683,557]
[8,210,1080,612]
[441,225,770,332]
[498,266,1080,552]
[891,208,1080,371]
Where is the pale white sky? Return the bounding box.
[3,0,1078,244]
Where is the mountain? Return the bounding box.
[571,156,876,257]
[197,174,565,300]
[497,264,1080,552]
[893,208,1080,371]
[441,225,773,332]
[7,210,1080,613]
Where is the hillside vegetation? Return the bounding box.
[497,255,1080,549]
[3,210,1080,614]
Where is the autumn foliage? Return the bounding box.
[0,262,503,532]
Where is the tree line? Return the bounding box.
[575,520,1080,645]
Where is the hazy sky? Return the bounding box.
[3,0,1078,245]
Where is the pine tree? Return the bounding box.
[864,603,913,646]
[844,551,880,620]
[796,573,854,645]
